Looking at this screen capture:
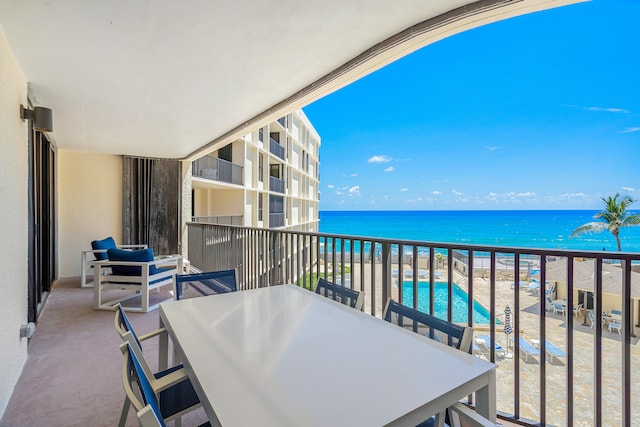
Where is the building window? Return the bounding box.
[258,128,264,142]
[258,194,263,221]
[259,154,264,182]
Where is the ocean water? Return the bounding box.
[319,210,640,253]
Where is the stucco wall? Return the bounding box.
[0,29,29,417]
[57,149,122,277]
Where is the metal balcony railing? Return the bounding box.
[269,176,285,193]
[192,155,243,185]
[191,215,243,225]
[186,222,640,426]
[269,138,285,160]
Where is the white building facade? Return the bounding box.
[191,110,320,232]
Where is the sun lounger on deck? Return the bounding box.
[476,335,505,358]
[518,338,540,362]
[544,339,566,362]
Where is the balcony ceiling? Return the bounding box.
[1,0,579,160]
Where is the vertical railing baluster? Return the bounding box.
[381,242,392,312]
[339,238,345,286]
[370,241,376,316]
[489,251,496,362]
[429,247,435,316]
[513,252,520,419]
[622,258,632,427]
[349,238,355,290]
[566,256,574,427]
[447,248,453,322]
[594,258,603,427]
[539,255,547,425]
[359,240,365,294]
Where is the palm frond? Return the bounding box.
[570,222,609,237]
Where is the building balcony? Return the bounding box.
[269,138,285,160]
[191,215,243,225]
[192,155,243,185]
[269,213,285,228]
[269,176,285,194]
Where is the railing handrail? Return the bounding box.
[185,221,640,260]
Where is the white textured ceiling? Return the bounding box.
[0,0,581,159]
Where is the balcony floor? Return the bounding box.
[0,278,208,427]
[0,278,523,427]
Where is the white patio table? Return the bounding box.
[159,284,496,427]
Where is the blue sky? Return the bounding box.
[304,0,640,211]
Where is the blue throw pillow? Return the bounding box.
[91,237,117,260]
[107,248,157,276]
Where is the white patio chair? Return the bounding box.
[94,248,181,313]
[80,236,147,288]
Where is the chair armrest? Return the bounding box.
[118,244,148,249]
[448,403,497,427]
[152,366,190,392]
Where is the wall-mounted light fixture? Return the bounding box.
[20,104,54,132]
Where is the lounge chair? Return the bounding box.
[588,310,606,328]
[418,269,427,280]
[544,339,566,363]
[518,338,540,362]
[608,318,622,335]
[524,281,540,292]
[573,303,584,317]
[476,335,506,358]
[552,302,567,316]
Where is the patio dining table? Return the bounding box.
[159,284,497,426]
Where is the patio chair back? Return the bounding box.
[382,299,473,353]
[174,269,238,300]
[315,278,365,311]
[121,342,164,426]
[119,334,206,427]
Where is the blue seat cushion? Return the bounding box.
[107,248,158,276]
[91,237,116,260]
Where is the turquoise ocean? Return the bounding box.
[318,210,640,253]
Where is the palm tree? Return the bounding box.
[571,193,640,251]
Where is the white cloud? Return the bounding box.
[400,187,409,192]
[619,127,640,133]
[622,186,636,192]
[342,173,358,177]
[452,189,463,196]
[348,185,361,196]
[327,184,334,189]
[586,106,630,114]
[485,145,499,151]
[384,166,395,172]
[431,191,441,195]
[368,155,392,163]
[485,191,537,202]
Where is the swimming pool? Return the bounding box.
[400,281,494,324]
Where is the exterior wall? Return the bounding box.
[0,29,29,417]
[57,150,122,277]
[190,109,320,233]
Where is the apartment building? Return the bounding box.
[191,109,320,232]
